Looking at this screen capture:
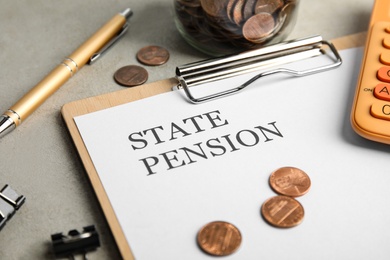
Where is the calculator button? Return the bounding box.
[371,101,390,121]
[386,26,390,34]
[374,83,390,101]
[377,66,390,82]
[383,37,390,48]
[380,52,390,65]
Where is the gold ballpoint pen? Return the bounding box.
[0,8,132,138]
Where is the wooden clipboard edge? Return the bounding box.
[331,31,367,50]
[60,33,366,260]
[61,77,177,260]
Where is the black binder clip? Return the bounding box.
[0,184,26,230]
[51,225,100,259]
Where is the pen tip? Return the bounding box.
[120,8,133,19]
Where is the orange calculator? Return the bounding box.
[351,0,390,144]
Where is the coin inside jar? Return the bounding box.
[113,65,148,87]
[269,167,311,197]
[200,0,227,17]
[197,221,242,256]
[261,195,304,228]
[174,0,299,55]
[136,45,170,66]
[255,0,284,14]
[242,12,276,43]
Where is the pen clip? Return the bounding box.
[88,23,129,65]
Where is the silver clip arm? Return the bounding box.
[88,23,129,64]
[88,8,133,64]
[177,39,342,104]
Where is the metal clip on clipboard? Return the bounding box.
[175,35,342,104]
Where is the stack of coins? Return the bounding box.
[174,0,299,55]
[261,166,311,228]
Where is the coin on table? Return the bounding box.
[113,65,148,87]
[136,45,170,66]
[261,195,304,228]
[197,221,242,256]
[269,166,311,197]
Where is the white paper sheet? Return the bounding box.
[74,48,390,260]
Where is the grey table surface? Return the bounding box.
[0,0,373,259]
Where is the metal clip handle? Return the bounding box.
[176,36,342,104]
[88,23,130,64]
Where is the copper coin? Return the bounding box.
[242,12,275,43]
[269,167,311,197]
[243,0,257,20]
[114,65,148,87]
[197,221,242,256]
[136,45,170,66]
[255,0,284,14]
[200,0,228,17]
[226,0,236,23]
[176,0,201,8]
[232,0,246,25]
[261,195,304,228]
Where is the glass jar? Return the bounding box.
[174,0,300,56]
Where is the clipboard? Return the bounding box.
[61,32,366,260]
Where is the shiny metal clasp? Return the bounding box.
[175,35,342,104]
[88,23,129,64]
[88,8,133,64]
